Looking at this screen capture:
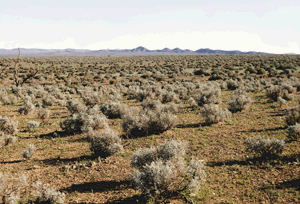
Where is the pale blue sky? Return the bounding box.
[1,0,299,53]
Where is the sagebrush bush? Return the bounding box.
[194,88,221,106]
[227,92,252,113]
[277,97,287,108]
[18,99,36,115]
[0,173,27,204]
[0,116,18,135]
[33,181,65,204]
[0,132,17,148]
[60,106,108,133]
[20,144,36,159]
[66,98,87,114]
[201,104,231,124]
[122,107,178,136]
[27,120,40,131]
[287,123,300,139]
[100,100,126,118]
[244,136,285,157]
[42,94,57,106]
[187,97,198,108]
[36,107,50,123]
[89,128,123,158]
[130,140,206,197]
[285,105,300,126]
[266,85,291,101]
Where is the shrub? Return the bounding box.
[285,105,300,126]
[60,106,108,133]
[187,97,198,108]
[42,95,57,106]
[194,88,221,106]
[10,96,19,105]
[0,173,27,204]
[244,136,285,157]
[158,90,180,104]
[20,144,36,159]
[33,181,65,204]
[277,97,287,108]
[100,100,126,119]
[27,120,40,131]
[36,107,50,123]
[0,116,18,135]
[18,99,36,115]
[227,93,252,113]
[130,140,206,198]
[0,132,17,148]
[89,128,123,158]
[122,107,178,136]
[201,104,231,124]
[266,85,290,101]
[287,123,300,139]
[66,98,87,114]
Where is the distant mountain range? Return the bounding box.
[0,46,270,57]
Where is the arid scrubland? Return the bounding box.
[0,54,300,203]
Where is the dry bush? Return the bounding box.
[33,181,65,204]
[100,100,126,119]
[60,106,108,133]
[227,89,252,113]
[194,88,221,106]
[287,123,300,140]
[66,98,87,114]
[42,94,57,106]
[285,105,300,126]
[89,128,123,158]
[0,116,18,135]
[36,107,50,123]
[187,97,198,108]
[244,136,285,157]
[0,173,27,204]
[20,144,36,159]
[27,120,40,131]
[266,85,291,101]
[277,97,287,108]
[18,98,36,115]
[201,104,231,124]
[122,107,178,136]
[130,140,206,198]
[0,132,17,148]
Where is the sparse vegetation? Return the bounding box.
[0,54,299,203]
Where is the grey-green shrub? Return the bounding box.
[194,88,221,106]
[27,120,40,131]
[277,97,287,108]
[285,105,300,126]
[66,98,87,114]
[287,123,300,139]
[89,128,123,158]
[36,107,50,122]
[227,91,252,113]
[122,107,178,136]
[20,144,36,159]
[0,132,17,148]
[266,85,290,101]
[33,181,65,204]
[18,99,36,115]
[130,140,206,197]
[0,173,27,204]
[244,136,285,157]
[60,106,108,133]
[0,116,18,135]
[201,104,231,124]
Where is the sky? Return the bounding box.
[0,0,299,54]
